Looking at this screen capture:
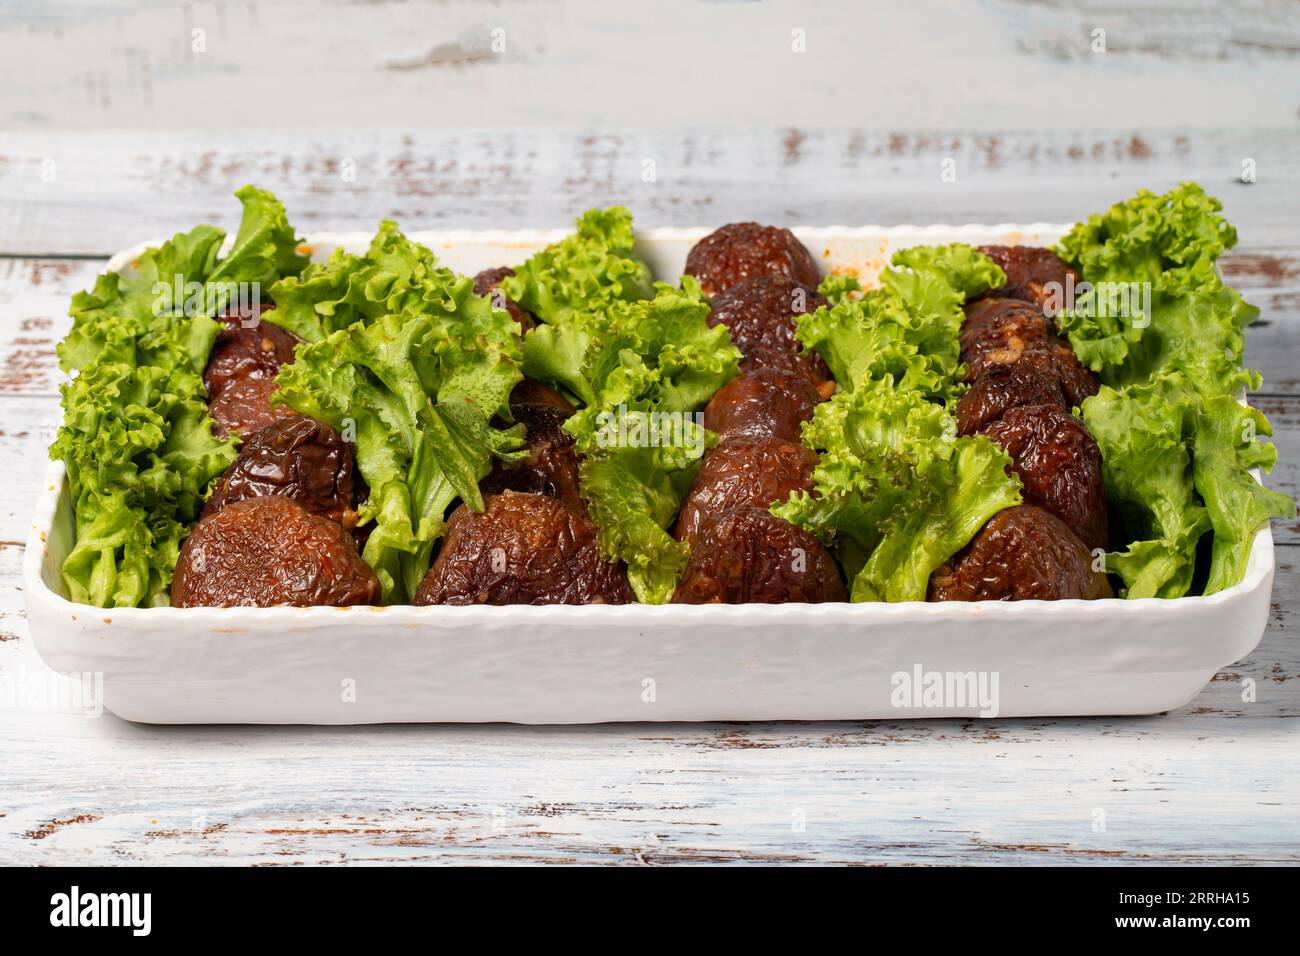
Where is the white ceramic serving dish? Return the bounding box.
[22,225,1278,724]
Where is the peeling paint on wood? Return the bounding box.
[2,0,1297,134]
[2,127,1299,256]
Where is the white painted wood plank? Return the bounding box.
[2,127,1297,255]
[2,0,1297,133]
[0,257,84,398]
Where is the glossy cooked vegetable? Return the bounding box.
[172,496,380,608]
[414,491,632,606]
[702,366,822,444]
[479,379,584,515]
[204,306,302,438]
[960,298,1099,406]
[976,245,1081,313]
[979,404,1108,552]
[929,505,1113,602]
[203,414,361,528]
[673,506,846,604]
[955,361,1067,435]
[705,274,831,389]
[675,437,818,547]
[684,222,821,297]
[560,281,742,603]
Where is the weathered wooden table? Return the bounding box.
[0,125,1296,865]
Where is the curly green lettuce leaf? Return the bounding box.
[522,321,599,406]
[503,207,655,405]
[775,376,1021,602]
[817,273,862,305]
[503,206,654,328]
[853,435,1023,602]
[1061,183,1292,595]
[1190,391,1294,594]
[1058,182,1238,293]
[1056,182,1255,393]
[1082,373,1292,597]
[52,361,237,607]
[57,227,226,374]
[775,375,955,553]
[264,218,519,349]
[277,317,523,603]
[60,185,308,376]
[555,280,741,603]
[1103,281,1259,395]
[577,454,692,604]
[881,242,1007,320]
[509,205,736,604]
[795,289,957,403]
[1059,271,1258,398]
[205,184,310,299]
[273,226,525,602]
[50,186,304,607]
[796,243,1003,402]
[782,245,1014,601]
[560,279,740,432]
[261,247,369,342]
[1081,381,1208,598]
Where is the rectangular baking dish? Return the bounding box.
[22,225,1277,724]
